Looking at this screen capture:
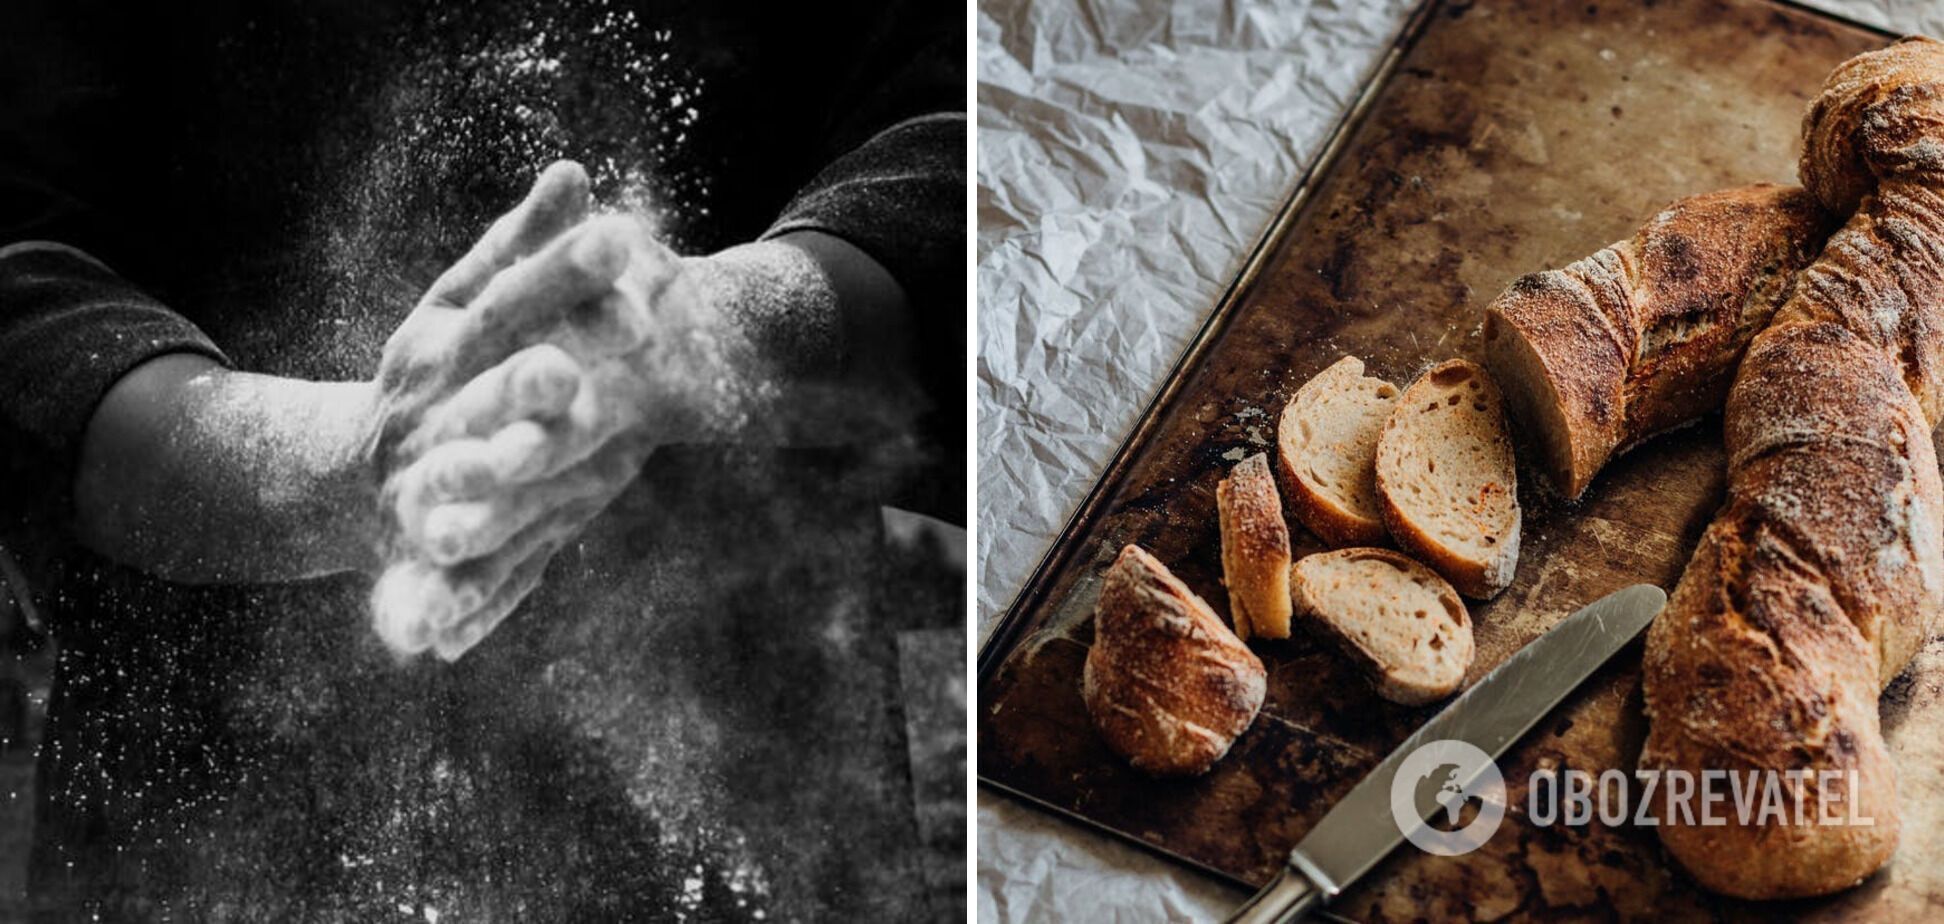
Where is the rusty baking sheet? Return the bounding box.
[978,0,1944,919]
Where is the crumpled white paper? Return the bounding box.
[977,0,1417,636]
[976,1,1944,921]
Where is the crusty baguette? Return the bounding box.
[1291,548,1472,705]
[1372,360,1520,599]
[1083,544,1266,777]
[1482,184,1834,499]
[1217,453,1294,640]
[1277,356,1399,547]
[1644,325,1937,898]
[1642,36,1944,900]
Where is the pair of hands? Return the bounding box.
[360,161,696,661]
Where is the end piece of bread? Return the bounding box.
[1217,452,1294,640]
[1374,360,1521,599]
[1481,184,1833,499]
[1082,545,1267,777]
[1277,356,1400,547]
[1291,548,1473,705]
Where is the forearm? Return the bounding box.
[672,230,915,446]
[74,354,379,583]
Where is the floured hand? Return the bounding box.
[366,167,857,661]
[365,164,689,660]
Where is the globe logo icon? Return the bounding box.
[1388,739,1506,856]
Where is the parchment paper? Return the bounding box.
[976,1,1944,920]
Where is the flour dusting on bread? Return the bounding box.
[1644,36,1944,900]
[1217,452,1294,640]
[1082,545,1266,777]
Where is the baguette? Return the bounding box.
[1277,356,1399,546]
[1482,185,1834,499]
[1291,548,1472,705]
[1217,452,1294,640]
[1642,36,1944,899]
[1083,545,1267,777]
[1373,360,1520,599]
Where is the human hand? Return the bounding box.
[363,162,683,660]
[367,179,873,661]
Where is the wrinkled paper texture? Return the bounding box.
[976,1,1944,921]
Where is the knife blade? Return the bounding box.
[1226,583,1666,924]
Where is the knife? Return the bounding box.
[1224,583,1667,924]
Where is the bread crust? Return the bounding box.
[1217,453,1294,640]
[1643,509,1903,899]
[1082,545,1267,777]
[1644,36,1944,900]
[1291,548,1472,705]
[1277,356,1397,547]
[1482,184,1835,499]
[1646,326,1944,900]
[1374,360,1521,599]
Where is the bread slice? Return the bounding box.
[1082,545,1266,777]
[1217,452,1293,640]
[1374,360,1521,598]
[1278,356,1399,547]
[1292,548,1472,705]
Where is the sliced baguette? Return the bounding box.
[1277,356,1400,547]
[1481,185,1832,500]
[1083,545,1266,777]
[1374,360,1521,599]
[1217,452,1293,640]
[1292,548,1473,705]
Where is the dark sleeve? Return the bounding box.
[0,244,228,582]
[762,113,965,524]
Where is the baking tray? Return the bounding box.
[977,0,1944,918]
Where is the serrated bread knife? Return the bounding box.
[1225,583,1667,924]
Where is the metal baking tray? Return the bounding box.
[978,0,1939,918]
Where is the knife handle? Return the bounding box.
[1224,867,1321,924]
